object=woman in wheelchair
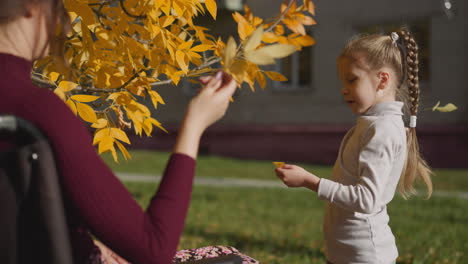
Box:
[0,0,257,263]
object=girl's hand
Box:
[94,240,130,264]
[275,164,321,192]
[173,71,237,158]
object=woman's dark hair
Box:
[0,0,71,61]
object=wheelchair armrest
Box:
[181,254,243,264]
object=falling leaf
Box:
[431,101,441,111]
[433,102,458,112]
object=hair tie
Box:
[409,115,417,128]
[390,32,399,46]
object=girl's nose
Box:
[341,87,349,95]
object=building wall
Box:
[153,0,467,125]
[136,0,468,168]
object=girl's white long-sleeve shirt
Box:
[318,101,407,264]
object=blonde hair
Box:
[339,29,433,199]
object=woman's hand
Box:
[186,71,236,133]
[94,240,130,264]
[174,71,237,158]
[275,164,321,192]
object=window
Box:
[218,0,245,11]
[273,32,314,91]
[356,20,431,82]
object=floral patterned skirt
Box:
[173,245,259,264]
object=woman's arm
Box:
[28,72,236,264]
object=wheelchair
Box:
[0,115,242,264]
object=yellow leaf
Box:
[142,118,154,136]
[244,50,275,65]
[244,26,264,52]
[76,102,98,123]
[272,161,285,168]
[179,40,194,50]
[49,72,60,82]
[91,118,108,129]
[296,35,316,46]
[161,16,175,28]
[274,25,285,35]
[93,128,108,145]
[224,37,237,67]
[228,59,248,83]
[70,95,100,102]
[305,0,316,15]
[58,81,78,92]
[262,32,279,43]
[110,128,131,144]
[147,118,168,133]
[176,50,189,72]
[133,119,143,135]
[191,44,213,52]
[433,103,458,112]
[302,16,317,26]
[256,72,266,89]
[265,71,288,81]
[255,44,297,58]
[98,135,114,154]
[205,0,217,19]
[115,141,132,160]
[66,99,77,115]
[431,101,441,111]
[283,18,306,35]
[54,88,66,101]
[149,90,165,109]
[110,147,118,163]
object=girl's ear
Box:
[377,71,390,90]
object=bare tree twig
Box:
[265,0,295,33]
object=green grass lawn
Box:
[125,182,468,264]
[103,150,468,263]
[104,150,468,192]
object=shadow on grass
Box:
[183,226,325,259]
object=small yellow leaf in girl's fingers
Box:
[273,162,285,168]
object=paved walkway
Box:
[117,173,468,200]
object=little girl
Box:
[275,29,433,264]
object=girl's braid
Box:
[398,30,420,116]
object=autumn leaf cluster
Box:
[33,0,317,162]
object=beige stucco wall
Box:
[152,0,468,126]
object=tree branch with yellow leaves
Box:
[33,0,316,162]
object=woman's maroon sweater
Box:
[0,53,195,264]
